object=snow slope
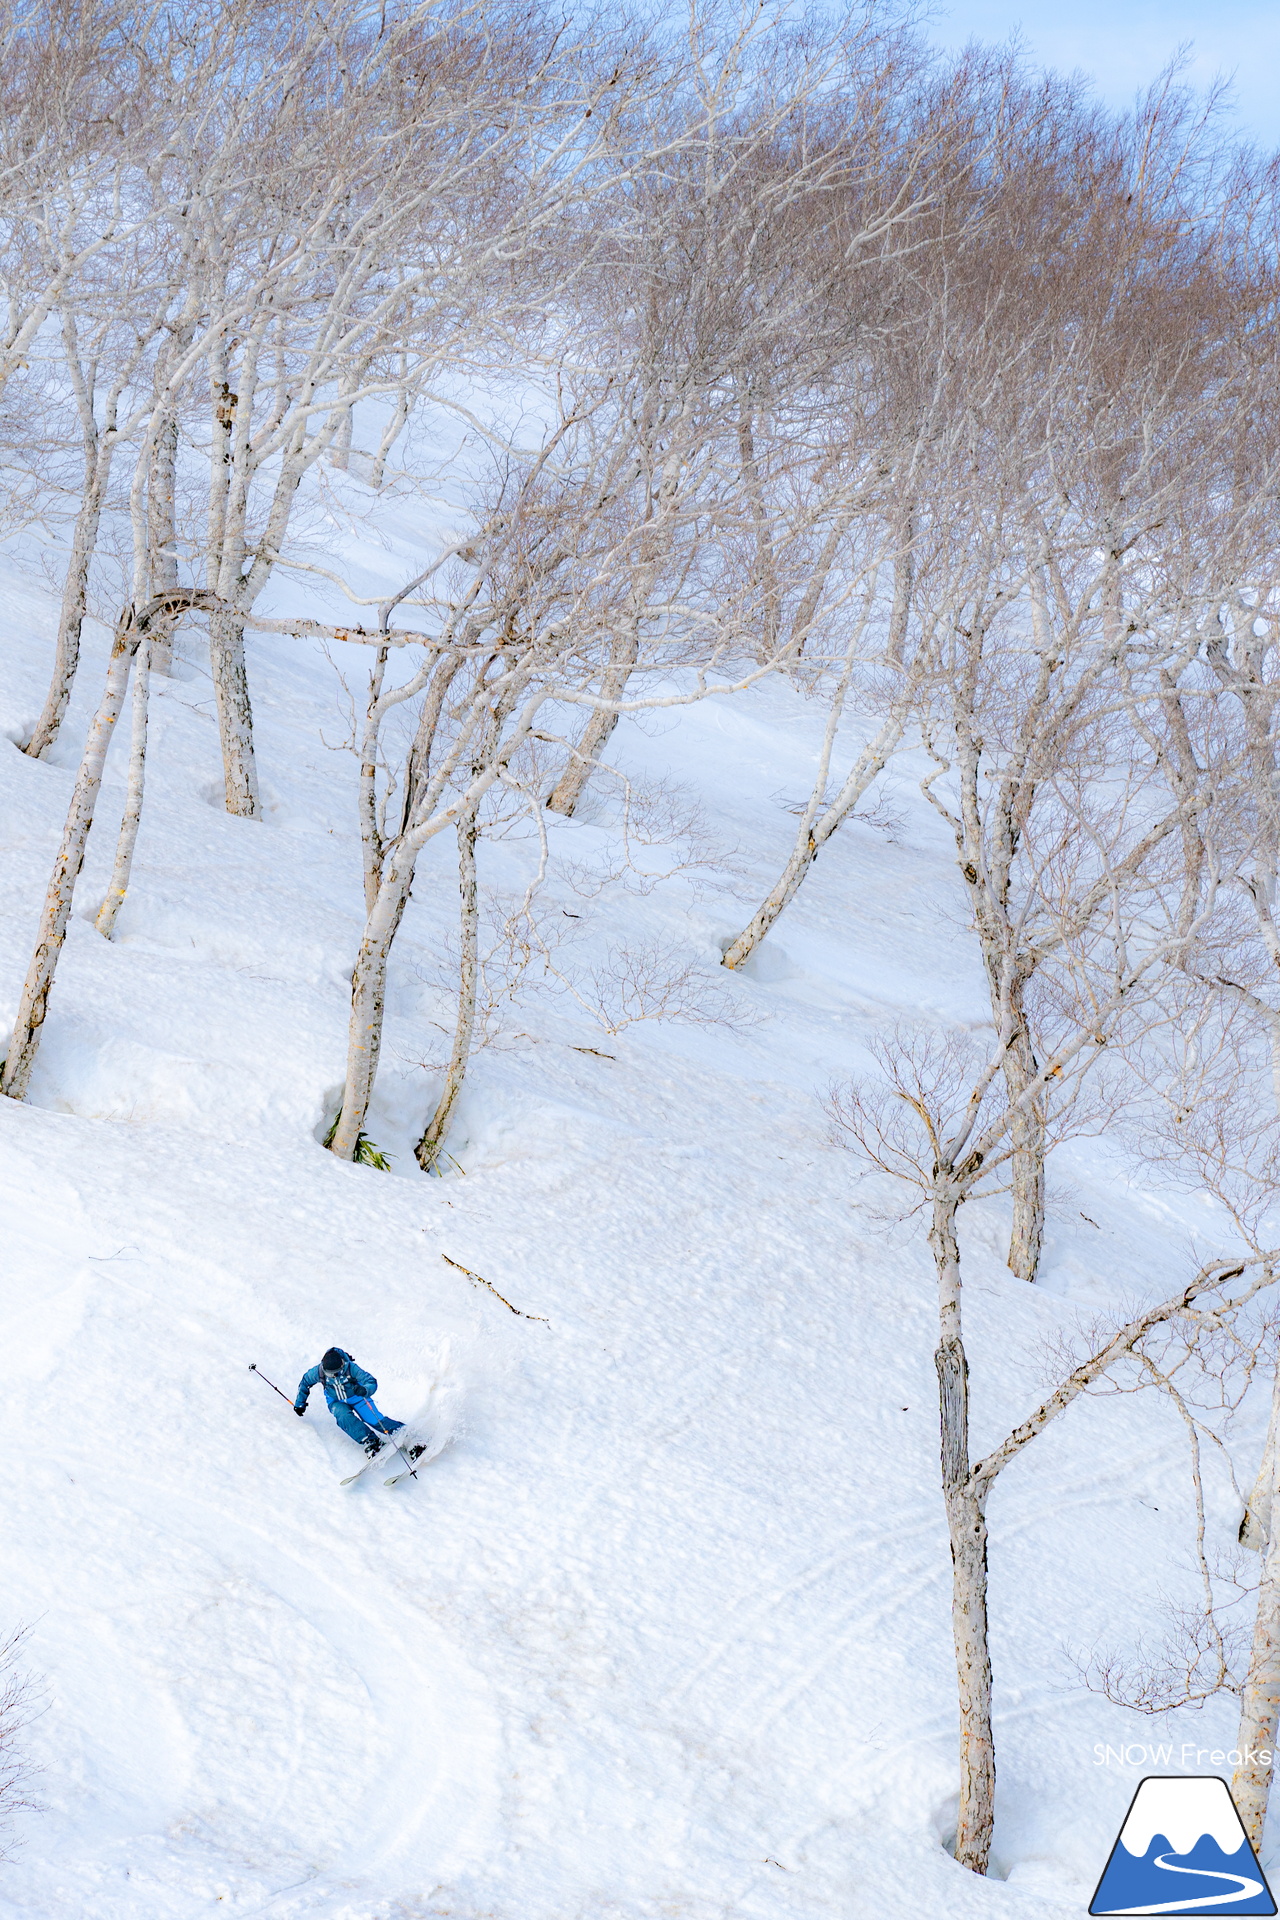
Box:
[0,556,1269,1919]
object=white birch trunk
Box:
[1002,982,1045,1283]
[24,471,106,759]
[329,403,353,471]
[209,609,261,818]
[94,638,150,939]
[545,413,688,821]
[1006,1115,1045,1282]
[369,384,410,490]
[718,519,907,950]
[722,709,904,970]
[205,360,261,818]
[416,809,479,1169]
[207,366,233,589]
[545,626,639,817]
[359,644,390,913]
[24,302,120,757]
[1242,1405,1278,1551]
[931,1186,997,1875]
[3,621,141,1098]
[329,861,415,1159]
[1234,1361,1280,1850]
[399,651,464,835]
[736,399,781,662]
[20,303,147,756]
[945,1468,996,1874]
[146,413,180,673]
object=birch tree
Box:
[826,614,1235,1869]
[101,0,662,817]
[544,8,959,818]
[1,4,170,751]
[829,1022,1245,1872]
[899,77,1268,1286]
[24,282,177,756]
[716,55,1036,975]
[93,634,150,939]
[1075,987,1280,1849]
[720,71,1265,1096]
[718,455,932,971]
[2,588,461,1097]
[324,315,808,1161]
[415,805,480,1169]
[841,476,1267,1872]
[1,0,674,1104]
[1238,1393,1280,1850]
[1093,578,1280,1849]
[0,0,154,421]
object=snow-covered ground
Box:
[0,554,1266,1918]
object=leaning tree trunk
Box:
[24,463,107,759]
[416,809,479,1170]
[210,608,260,818]
[1234,1360,1280,1849]
[370,381,410,490]
[1001,982,1045,1283]
[722,710,904,970]
[3,591,214,1100]
[2,619,142,1098]
[95,637,150,939]
[545,626,639,817]
[931,1185,996,1875]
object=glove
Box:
[294,1405,305,1417]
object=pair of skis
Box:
[339,1434,427,1489]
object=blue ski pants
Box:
[331,1396,403,1445]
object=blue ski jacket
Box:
[294,1350,378,1414]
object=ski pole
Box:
[249,1363,295,1409]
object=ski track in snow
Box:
[0,555,1268,1918]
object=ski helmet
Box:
[322,1347,345,1374]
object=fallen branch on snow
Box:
[440,1252,549,1323]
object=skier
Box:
[294,1347,418,1459]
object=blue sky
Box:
[921,1,1280,149]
